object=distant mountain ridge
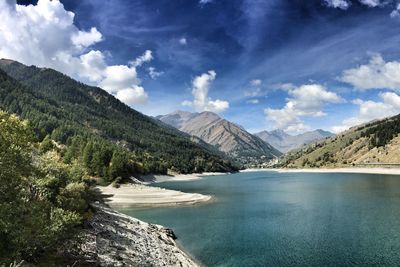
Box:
[255,129,334,153]
[157,110,281,164]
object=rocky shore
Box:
[78,173,220,266]
[77,203,198,267]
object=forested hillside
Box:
[278,114,400,168]
[0,59,237,182]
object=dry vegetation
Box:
[279,117,400,168]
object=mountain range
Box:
[5,58,393,174]
[255,129,334,153]
[156,110,281,164]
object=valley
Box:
[2,1,400,266]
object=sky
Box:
[2,0,400,134]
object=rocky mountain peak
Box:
[157,111,281,164]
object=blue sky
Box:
[3,0,400,134]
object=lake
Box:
[119,171,400,267]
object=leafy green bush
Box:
[0,111,89,265]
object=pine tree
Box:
[83,142,94,173]
[108,151,129,181]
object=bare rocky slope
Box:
[76,204,198,267]
[157,110,281,164]
[255,129,334,153]
[279,114,400,168]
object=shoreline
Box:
[97,183,212,208]
[242,167,400,175]
[92,172,227,266]
[91,172,219,266]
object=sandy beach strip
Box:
[140,172,228,183]
[242,167,400,175]
[97,183,212,208]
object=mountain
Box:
[278,115,400,168]
[0,59,238,176]
[156,110,282,164]
[255,129,334,153]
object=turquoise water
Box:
[119,171,400,266]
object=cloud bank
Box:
[0,0,150,106]
[340,54,400,91]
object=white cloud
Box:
[129,50,153,67]
[331,92,400,133]
[359,0,385,7]
[179,37,187,45]
[80,50,106,82]
[324,0,350,9]
[99,65,139,94]
[289,84,341,113]
[147,67,164,79]
[340,54,400,91]
[0,0,151,106]
[193,70,216,108]
[116,86,148,106]
[182,70,229,113]
[265,84,342,134]
[71,27,102,49]
[206,99,230,113]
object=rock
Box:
[163,228,177,240]
[77,204,199,267]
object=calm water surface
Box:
[119,171,400,267]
